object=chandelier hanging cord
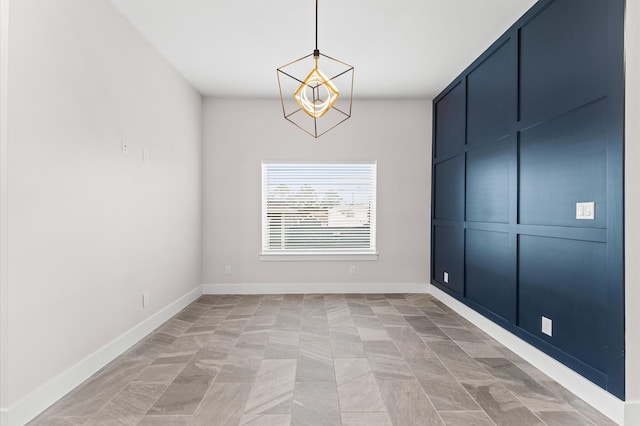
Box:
[314,0,319,57]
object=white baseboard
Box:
[428,284,625,425]
[626,401,640,426]
[1,285,202,426]
[202,282,429,295]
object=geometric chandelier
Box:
[277,0,354,138]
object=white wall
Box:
[625,0,640,413]
[0,0,202,411]
[1,0,10,418]
[202,98,431,290]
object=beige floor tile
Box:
[30,294,614,426]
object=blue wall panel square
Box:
[433,225,464,295]
[465,230,513,321]
[435,82,465,159]
[519,235,608,373]
[466,139,511,224]
[467,39,515,145]
[519,100,607,228]
[434,155,464,221]
[520,0,607,124]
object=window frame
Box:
[260,160,378,261]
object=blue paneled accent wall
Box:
[431,0,625,398]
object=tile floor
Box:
[30,294,617,425]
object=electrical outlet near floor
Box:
[443,271,449,284]
[224,265,231,275]
[142,292,150,308]
[541,316,553,336]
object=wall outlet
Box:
[443,271,449,284]
[121,138,129,156]
[350,265,357,274]
[224,265,231,275]
[142,292,150,308]
[541,316,552,336]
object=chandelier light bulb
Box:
[294,58,340,119]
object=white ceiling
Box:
[109,0,537,99]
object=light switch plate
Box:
[576,202,595,220]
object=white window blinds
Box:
[262,162,377,256]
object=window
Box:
[261,161,377,260]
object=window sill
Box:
[259,253,379,262]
